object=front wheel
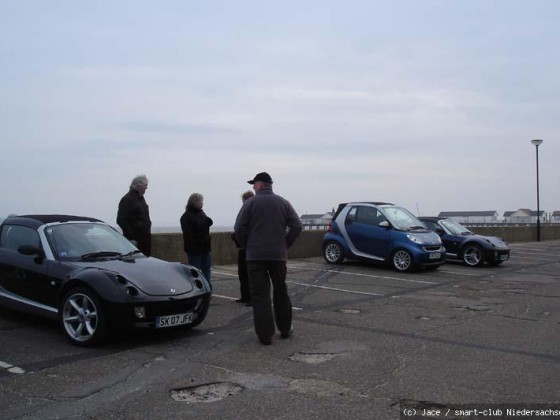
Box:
[462,244,484,267]
[323,241,344,264]
[392,249,414,272]
[60,287,108,346]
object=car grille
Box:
[144,297,201,317]
[424,246,443,252]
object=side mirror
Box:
[378,220,390,228]
[18,244,44,256]
[18,244,45,263]
[435,227,444,235]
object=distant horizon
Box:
[151,225,234,234]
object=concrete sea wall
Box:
[151,226,560,264]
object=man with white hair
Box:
[117,174,152,256]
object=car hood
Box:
[477,235,509,249]
[71,257,195,296]
[407,231,442,245]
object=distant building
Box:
[551,211,560,224]
[503,209,545,224]
[300,211,334,230]
[437,211,498,223]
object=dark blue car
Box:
[323,202,446,272]
[419,217,510,267]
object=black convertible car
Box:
[0,214,211,346]
[419,217,510,267]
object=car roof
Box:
[2,214,103,229]
[334,202,395,219]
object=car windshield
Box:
[381,206,427,231]
[45,222,138,261]
[440,219,472,235]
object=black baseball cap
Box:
[248,172,273,184]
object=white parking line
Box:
[287,281,384,296]
[508,255,557,262]
[288,266,436,285]
[438,270,480,277]
[0,361,25,374]
[211,293,303,310]
[213,271,237,277]
[211,294,237,301]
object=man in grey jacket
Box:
[234,172,303,345]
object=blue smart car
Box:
[323,202,446,272]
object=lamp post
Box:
[531,139,543,241]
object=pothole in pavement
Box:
[289,352,340,364]
[171,382,244,403]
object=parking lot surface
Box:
[1,240,560,419]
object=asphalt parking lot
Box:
[1,240,560,419]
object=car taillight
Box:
[327,222,334,233]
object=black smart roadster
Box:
[0,214,211,346]
[419,217,510,267]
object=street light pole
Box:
[531,139,543,241]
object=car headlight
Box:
[407,234,424,245]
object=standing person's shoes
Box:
[280,328,294,339]
[235,298,252,306]
[259,337,272,345]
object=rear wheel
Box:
[323,241,344,264]
[60,287,108,346]
[462,244,484,267]
[392,249,414,272]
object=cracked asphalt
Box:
[1,240,559,419]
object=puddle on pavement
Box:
[171,382,244,403]
[289,352,340,364]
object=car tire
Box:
[60,287,108,347]
[461,244,485,267]
[323,241,344,264]
[392,249,414,272]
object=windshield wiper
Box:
[119,250,143,259]
[408,226,426,231]
[80,251,121,261]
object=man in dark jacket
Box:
[234,172,302,345]
[117,175,152,256]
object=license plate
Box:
[500,254,509,261]
[156,312,193,328]
[429,252,441,260]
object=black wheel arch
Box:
[57,269,125,309]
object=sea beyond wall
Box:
[151,225,560,265]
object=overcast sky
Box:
[1,1,558,228]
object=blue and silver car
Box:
[323,202,446,272]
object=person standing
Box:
[117,175,152,256]
[234,172,302,345]
[180,193,213,290]
[232,190,254,305]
